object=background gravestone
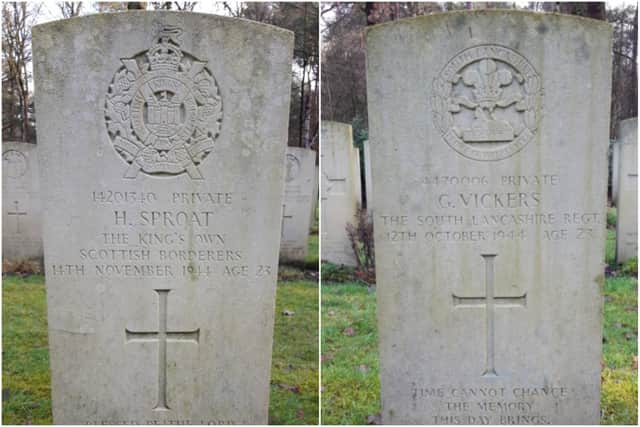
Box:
[310,164,319,231]
[611,141,621,205]
[367,11,611,424]
[280,146,316,261]
[321,121,359,266]
[33,12,293,424]
[615,118,638,263]
[2,142,43,264]
[354,146,363,205]
[363,140,373,210]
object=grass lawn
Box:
[2,275,319,425]
[321,244,638,425]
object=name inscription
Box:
[378,174,601,244]
[49,190,273,280]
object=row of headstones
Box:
[320,121,376,267]
[7,10,639,425]
[3,142,318,265]
[611,118,638,263]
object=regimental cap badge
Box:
[431,45,543,161]
[105,26,223,179]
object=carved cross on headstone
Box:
[321,171,347,200]
[280,204,293,238]
[7,200,27,233]
[452,254,527,377]
[125,289,199,411]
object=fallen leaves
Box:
[276,383,300,393]
[343,326,355,336]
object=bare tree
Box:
[150,2,197,11]
[2,2,41,142]
[58,2,82,18]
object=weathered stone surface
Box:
[366,11,611,424]
[321,121,359,266]
[280,146,316,261]
[33,12,293,424]
[363,140,373,210]
[615,118,637,263]
[2,142,43,262]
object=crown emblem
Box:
[147,27,184,72]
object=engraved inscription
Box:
[452,254,527,376]
[105,26,223,179]
[432,45,543,161]
[3,150,27,178]
[411,384,571,424]
[125,289,199,411]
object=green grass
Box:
[321,275,638,425]
[304,233,319,269]
[2,275,319,425]
[321,282,379,425]
[2,275,51,425]
[269,280,319,425]
[606,228,617,266]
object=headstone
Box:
[310,164,319,231]
[33,13,293,424]
[280,146,316,261]
[363,140,373,210]
[354,146,363,205]
[2,142,44,263]
[366,11,611,424]
[615,118,637,263]
[611,141,620,204]
[321,121,358,266]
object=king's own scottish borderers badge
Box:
[105,27,222,179]
[431,45,543,161]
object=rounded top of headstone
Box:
[33,11,294,40]
[366,9,612,37]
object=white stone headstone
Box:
[615,118,638,263]
[280,146,316,261]
[33,12,293,424]
[2,142,43,263]
[367,11,611,424]
[321,121,358,266]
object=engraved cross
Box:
[281,204,293,238]
[452,254,527,377]
[125,289,199,411]
[7,200,27,233]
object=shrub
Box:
[346,204,375,283]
